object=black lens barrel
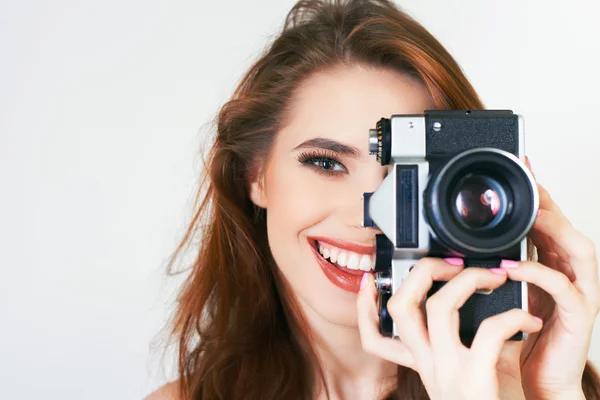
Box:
[425,149,537,256]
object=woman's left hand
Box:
[499,158,600,399]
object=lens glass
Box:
[452,174,507,230]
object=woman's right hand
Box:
[356,258,543,400]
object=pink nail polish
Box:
[500,259,520,269]
[537,209,542,216]
[533,316,543,324]
[489,268,507,275]
[444,257,464,266]
[360,273,369,290]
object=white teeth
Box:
[329,248,338,263]
[359,255,372,271]
[337,251,348,267]
[316,240,374,271]
[347,253,359,270]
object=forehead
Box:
[279,64,433,148]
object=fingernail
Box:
[500,259,520,269]
[360,273,369,290]
[537,209,542,216]
[489,268,507,275]
[533,316,543,324]
[444,257,464,266]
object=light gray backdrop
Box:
[1,0,599,398]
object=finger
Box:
[537,182,565,216]
[522,159,563,262]
[535,244,557,268]
[356,273,415,367]
[426,268,509,361]
[524,158,563,217]
[387,257,465,365]
[470,308,542,369]
[534,209,598,291]
[528,227,554,254]
[499,260,585,314]
[527,281,552,315]
[534,209,594,262]
[537,251,576,283]
[529,212,578,284]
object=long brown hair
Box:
[163,0,600,398]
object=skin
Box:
[249,63,435,398]
[355,157,600,399]
[251,63,600,399]
[147,63,600,400]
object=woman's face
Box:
[250,64,433,327]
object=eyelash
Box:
[296,150,348,176]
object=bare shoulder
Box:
[145,381,180,400]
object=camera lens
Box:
[452,174,509,230]
[425,148,538,256]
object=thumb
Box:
[356,272,415,368]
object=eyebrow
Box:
[292,137,362,159]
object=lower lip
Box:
[308,240,373,293]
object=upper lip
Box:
[307,236,375,255]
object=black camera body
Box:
[362,110,539,346]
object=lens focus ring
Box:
[369,129,378,155]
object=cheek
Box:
[266,162,330,239]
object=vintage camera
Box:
[362,110,539,346]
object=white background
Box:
[1,0,599,398]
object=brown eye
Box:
[297,151,348,176]
[309,157,344,173]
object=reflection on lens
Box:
[453,174,507,230]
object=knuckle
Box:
[360,336,377,354]
[387,295,410,319]
[511,308,529,319]
[587,296,600,316]
[387,288,407,307]
[460,266,485,279]
[509,309,531,326]
[581,238,597,260]
[555,272,572,293]
[477,317,499,335]
[413,257,437,273]
[388,291,422,321]
[361,340,376,355]
[461,267,493,287]
[425,296,444,315]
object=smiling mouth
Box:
[309,239,375,273]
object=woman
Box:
[148,0,600,398]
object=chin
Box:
[304,284,360,327]
[301,242,363,326]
